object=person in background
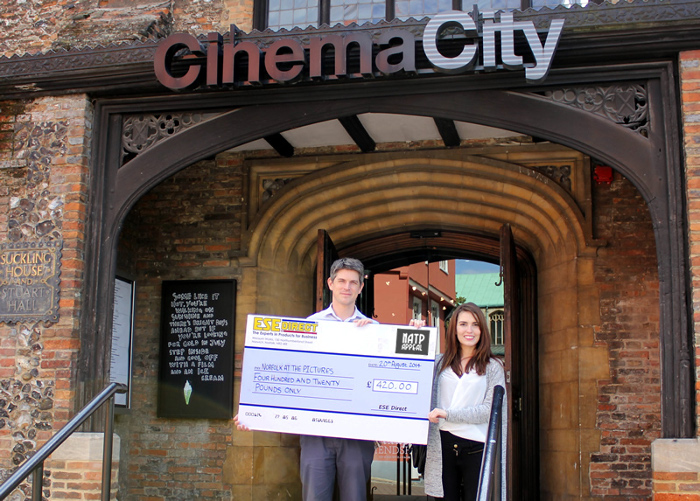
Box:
[423,302,507,501]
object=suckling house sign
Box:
[154,10,564,90]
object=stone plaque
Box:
[0,241,61,324]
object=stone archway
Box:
[238,151,599,498]
[85,75,688,444]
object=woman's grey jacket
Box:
[423,354,508,500]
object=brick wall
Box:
[680,49,700,441]
[652,438,700,499]
[590,171,661,498]
[223,0,255,32]
[0,0,256,58]
[114,155,245,501]
[0,0,169,56]
[172,0,226,34]
[0,95,93,498]
[48,432,120,501]
[655,48,700,501]
[653,473,700,500]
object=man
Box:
[301,257,375,501]
[235,257,423,501]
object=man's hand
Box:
[233,414,250,431]
[428,408,447,423]
[353,318,373,327]
[409,318,426,328]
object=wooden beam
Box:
[264,133,294,157]
[434,117,461,147]
[339,115,376,152]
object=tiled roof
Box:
[455,273,504,308]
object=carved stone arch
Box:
[240,151,592,468]
[245,154,592,276]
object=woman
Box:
[424,302,507,501]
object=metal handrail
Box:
[0,382,127,501]
[476,384,506,501]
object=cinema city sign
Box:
[154,10,564,90]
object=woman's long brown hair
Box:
[440,302,494,376]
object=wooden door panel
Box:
[316,229,339,312]
[501,223,520,500]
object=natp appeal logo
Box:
[395,328,430,356]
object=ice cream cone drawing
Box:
[184,380,192,405]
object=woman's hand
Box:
[428,408,447,423]
[233,414,250,431]
[409,318,426,328]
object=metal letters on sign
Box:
[0,241,62,324]
[154,9,565,90]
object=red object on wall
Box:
[594,165,614,184]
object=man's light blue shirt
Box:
[307,304,376,323]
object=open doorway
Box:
[317,228,540,499]
[369,257,502,498]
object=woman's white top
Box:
[437,366,488,443]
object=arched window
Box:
[431,300,440,331]
[259,0,588,31]
[489,309,504,346]
[412,296,423,321]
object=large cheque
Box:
[238,314,437,444]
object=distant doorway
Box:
[317,229,539,498]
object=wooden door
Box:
[501,223,520,500]
[501,223,539,499]
[356,267,373,319]
[315,229,339,312]
[315,229,374,318]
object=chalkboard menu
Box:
[158,280,236,419]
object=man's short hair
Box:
[330,257,365,284]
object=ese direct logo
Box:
[253,316,319,334]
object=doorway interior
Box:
[366,256,504,499]
[317,228,539,498]
[109,138,609,499]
